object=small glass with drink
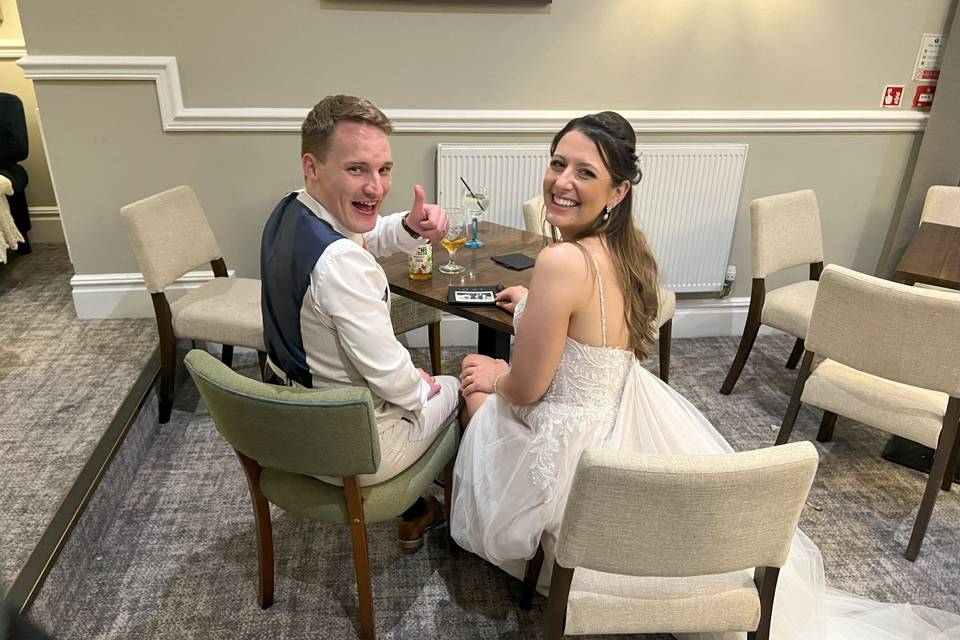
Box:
[462,185,489,249]
[439,208,468,275]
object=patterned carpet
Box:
[29,348,960,638]
[0,245,156,589]
[10,245,960,638]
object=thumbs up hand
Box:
[403,184,449,243]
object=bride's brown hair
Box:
[549,111,660,361]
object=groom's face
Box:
[302,121,394,234]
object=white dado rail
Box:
[0,39,27,59]
[17,55,928,134]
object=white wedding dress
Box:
[451,266,960,639]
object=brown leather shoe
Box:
[398,496,443,551]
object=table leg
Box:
[477,325,511,361]
[882,436,960,483]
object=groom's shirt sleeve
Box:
[364,211,422,258]
[312,241,430,412]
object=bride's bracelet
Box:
[492,371,508,395]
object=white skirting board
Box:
[401,297,782,346]
[70,272,775,339]
[70,270,233,320]
[28,207,64,243]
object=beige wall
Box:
[17,0,952,110]
[15,0,954,297]
[0,0,56,209]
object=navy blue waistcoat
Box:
[260,193,345,388]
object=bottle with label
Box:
[408,243,433,280]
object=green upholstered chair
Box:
[523,444,817,639]
[776,265,960,561]
[521,195,676,383]
[183,349,459,640]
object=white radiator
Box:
[436,143,748,293]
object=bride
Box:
[450,111,960,638]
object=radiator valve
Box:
[721,265,736,298]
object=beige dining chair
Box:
[920,185,960,226]
[775,264,960,561]
[521,443,818,639]
[720,189,824,395]
[121,185,266,423]
[522,195,676,382]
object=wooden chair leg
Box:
[906,399,960,561]
[749,566,780,640]
[543,562,574,640]
[442,457,454,525]
[776,351,814,446]
[151,293,176,424]
[943,420,960,492]
[428,321,442,376]
[720,279,765,395]
[658,319,672,384]
[785,338,804,370]
[817,411,837,443]
[257,350,268,381]
[221,344,234,367]
[344,476,375,640]
[234,449,274,609]
[520,543,545,610]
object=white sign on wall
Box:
[914,33,945,81]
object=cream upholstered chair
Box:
[522,196,676,382]
[390,296,442,375]
[776,264,960,561]
[913,186,960,294]
[720,189,825,395]
[522,443,818,639]
[121,186,265,424]
[920,185,960,226]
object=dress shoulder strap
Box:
[574,241,607,347]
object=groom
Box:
[259,95,460,550]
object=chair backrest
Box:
[555,443,818,577]
[920,186,960,227]
[184,349,380,477]
[120,185,223,292]
[806,264,960,397]
[522,195,549,237]
[750,189,824,278]
[0,93,28,166]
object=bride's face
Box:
[543,130,620,236]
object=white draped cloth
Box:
[0,175,24,263]
[451,294,960,639]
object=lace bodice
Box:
[510,260,634,492]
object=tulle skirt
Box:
[451,361,960,639]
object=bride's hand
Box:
[494,285,528,314]
[459,354,510,396]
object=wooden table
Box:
[894,222,960,290]
[379,221,549,360]
[884,221,960,481]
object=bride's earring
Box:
[603,205,612,221]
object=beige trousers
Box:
[319,374,460,487]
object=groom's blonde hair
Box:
[301,95,393,161]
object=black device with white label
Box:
[447,284,505,307]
